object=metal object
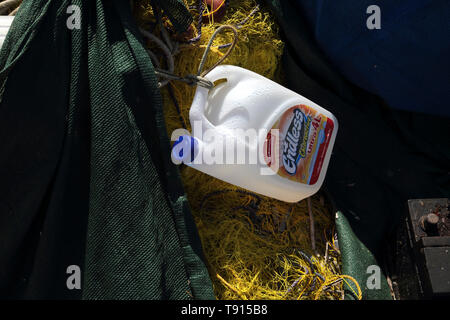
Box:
[419,213,439,234]
[406,198,450,299]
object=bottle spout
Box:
[171,135,201,165]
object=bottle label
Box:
[265,105,334,185]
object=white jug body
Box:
[181,65,338,203]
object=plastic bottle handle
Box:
[189,65,258,125]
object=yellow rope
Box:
[341,275,363,300]
[217,274,248,300]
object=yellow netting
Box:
[133,0,361,300]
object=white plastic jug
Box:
[172,65,338,203]
[0,16,14,50]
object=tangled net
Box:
[133,0,361,300]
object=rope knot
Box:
[185,74,214,89]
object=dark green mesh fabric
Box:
[0,0,214,300]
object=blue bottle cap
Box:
[171,135,199,164]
